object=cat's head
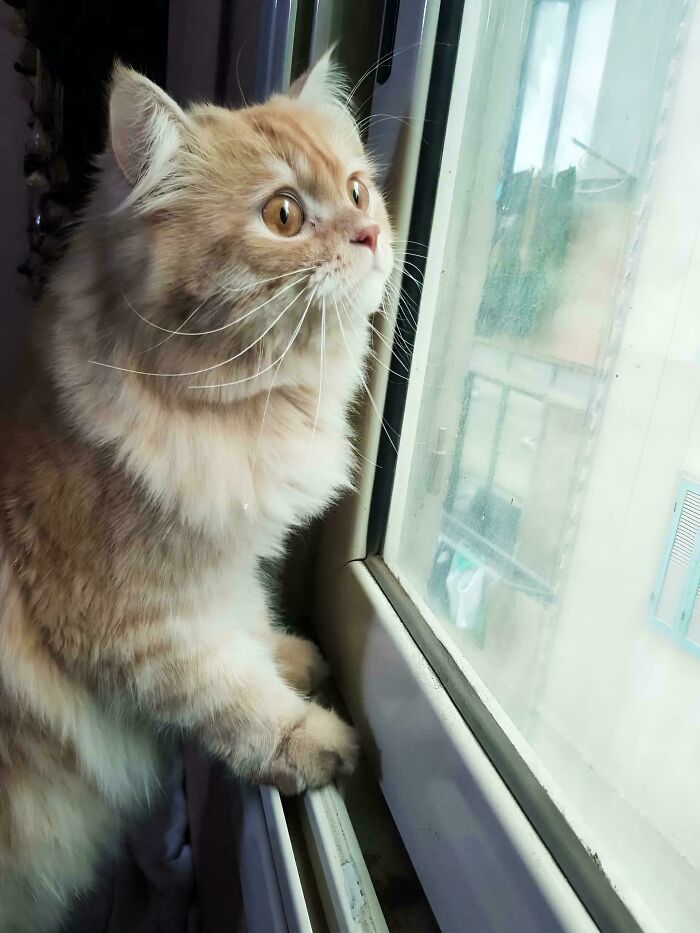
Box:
[76,52,393,402]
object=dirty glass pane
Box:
[384,1,700,930]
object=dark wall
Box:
[0,0,170,395]
[23,0,169,207]
[0,3,31,396]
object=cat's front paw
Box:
[266,703,358,795]
[273,632,330,695]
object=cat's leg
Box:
[0,869,77,933]
[0,765,117,933]
[0,593,159,933]
[0,872,63,933]
[122,623,357,795]
[270,630,330,695]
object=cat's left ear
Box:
[287,47,347,109]
[109,63,193,187]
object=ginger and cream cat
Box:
[0,52,392,930]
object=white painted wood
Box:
[260,786,314,933]
[303,786,390,933]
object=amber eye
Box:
[262,194,304,237]
[347,176,370,211]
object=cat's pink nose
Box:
[351,223,380,254]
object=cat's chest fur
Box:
[111,374,357,557]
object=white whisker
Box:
[309,292,326,457]
[368,299,412,366]
[342,302,409,381]
[399,258,426,281]
[134,296,212,354]
[193,280,321,390]
[385,271,420,311]
[92,283,308,378]
[253,359,282,470]
[383,278,420,332]
[391,237,429,250]
[376,298,408,355]
[343,43,422,114]
[172,274,310,337]
[205,265,316,296]
[348,437,382,471]
[124,274,310,341]
[332,296,398,455]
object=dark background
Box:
[22,0,169,206]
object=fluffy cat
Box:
[0,52,392,931]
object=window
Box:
[376,0,700,930]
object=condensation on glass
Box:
[385,1,700,930]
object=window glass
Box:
[384,1,700,929]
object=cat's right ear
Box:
[109,63,192,187]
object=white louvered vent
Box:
[655,486,700,628]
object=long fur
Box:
[0,57,392,930]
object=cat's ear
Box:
[287,47,347,108]
[109,63,192,186]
